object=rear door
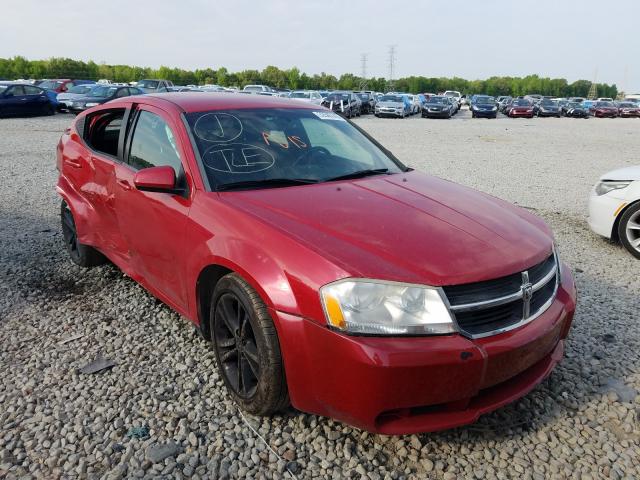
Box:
[75,108,130,260]
[23,85,48,114]
[113,104,192,309]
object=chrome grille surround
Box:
[443,252,559,339]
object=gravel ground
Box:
[0,110,638,479]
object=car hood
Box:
[220,171,554,286]
[600,166,640,181]
[377,101,403,107]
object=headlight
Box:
[492,106,497,111]
[85,102,99,107]
[320,279,455,335]
[595,180,631,196]
[471,105,478,110]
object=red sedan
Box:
[590,101,618,118]
[56,93,576,434]
[617,102,640,118]
[507,99,535,118]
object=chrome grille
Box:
[443,253,559,338]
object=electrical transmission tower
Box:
[387,45,396,92]
[359,53,368,91]
[587,68,598,99]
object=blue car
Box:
[0,83,55,117]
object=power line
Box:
[387,45,396,92]
[359,53,368,90]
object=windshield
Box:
[379,95,403,102]
[290,92,311,99]
[619,103,635,107]
[541,99,557,106]
[568,102,581,108]
[476,96,494,104]
[244,86,264,92]
[597,101,614,107]
[68,85,94,94]
[137,80,159,89]
[0,85,7,93]
[89,86,117,97]
[427,97,447,104]
[444,91,460,97]
[357,93,370,100]
[185,108,404,190]
[513,99,531,106]
[325,93,350,101]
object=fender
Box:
[56,175,99,247]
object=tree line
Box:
[0,56,618,98]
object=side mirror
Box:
[133,166,183,194]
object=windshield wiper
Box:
[325,168,390,182]
[216,178,318,191]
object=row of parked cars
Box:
[492,95,640,119]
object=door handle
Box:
[116,179,131,191]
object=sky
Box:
[2,0,640,92]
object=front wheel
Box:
[60,201,106,267]
[618,203,640,259]
[210,273,289,415]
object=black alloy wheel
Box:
[210,273,289,415]
[213,292,260,398]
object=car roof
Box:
[112,92,321,113]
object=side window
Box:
[11,86,26,96]
[85,109,125,157]
[115,88,129,98]
[128,88,139,96]
[128,110,182,174]
[23,86,41,95]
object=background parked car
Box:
[375,94,409,118]
[355,92,375,113]
[421,95,455,119]
[443,90,462,107]
[470,95,498,118]
[38,79,94,93]
[136,79,174,93]
[564,102,589,118]
[535,98,561,117]
[243,84,275,94]
[506,98,534,118]
[68,85,144,112]
[617,102,640,118]
[0,83,55,116]
[288,90,324,106]
[321,91,361,118]
[57,84,98,111]
[590,101,618,118]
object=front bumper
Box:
[422,109,449,118]
[509,110,534,118]
[538,110,561,117]
[587,191,626,238]
[376,108,403,117]
[472,109,498,118]
[274,262,577,434]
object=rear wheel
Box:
[210,273,289,415]
[60,201,106,267]
[618,203,640,259]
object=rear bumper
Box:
[274,263,576,434]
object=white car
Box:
[443,90,461,110]
[588,166,640,258]
[288,90,324,105]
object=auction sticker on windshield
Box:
[313,111,346,121]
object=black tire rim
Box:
[61,204,80,261]
[214,293,260,398]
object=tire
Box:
[210,273,289,415]
[60,201,106,267]
[618,202,640,259]
[44,103,55,116]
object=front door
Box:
[113,105,192,310]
